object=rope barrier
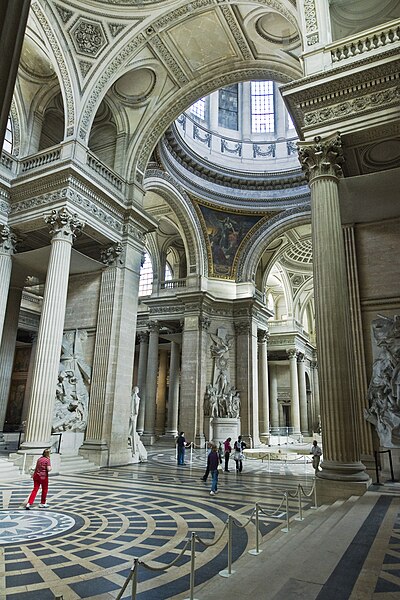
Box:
[116,480,317,599]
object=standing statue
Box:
[128,386,147,462]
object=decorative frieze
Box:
[304,84,400,127]
[220,5,253,60]
[70,19,107,57]
[149,35,188,85]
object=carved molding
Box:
[149,35,188,85]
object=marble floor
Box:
[0,447,399,599]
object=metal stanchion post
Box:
[130,558,139,600]
[219,516,236,577]
[184,533,198,600]
[295,485,304,521]
[281,492,290,532]
[249,503,263,555]
[312,483,318,509]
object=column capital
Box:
[147,320,160,333]
[257,330,269,344]
[199,315,211,331]
[0,225,17,256]
[234,320,250,335]
[287,348,298,360]
[298,133,344,182]
[297,352,305,363]
[100,242,124,267]
[311,360,318,369]
[44,208,84,243]
[137,331,149,345]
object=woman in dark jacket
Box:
[207,444,221,495]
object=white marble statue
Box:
[128,386,147,462]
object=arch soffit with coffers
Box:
[144,170,208,278]
[237,206,311,284]
[29,1,77,138]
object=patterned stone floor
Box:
[0,448,314,599]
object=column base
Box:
[141,433,157,445]
[16,448,61,475]
[79,442,109,467]
[319,459,370,482]
[164,430,178,439]
[195,433,206,448]
[316,475,371,504]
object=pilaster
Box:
[0,226,17,344]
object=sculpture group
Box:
[364,314,400,447]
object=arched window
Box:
[251,81,275,133]
[3,116,13,154]
[138,252,153,297]
[165,261,173,281]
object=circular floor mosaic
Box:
[0,510,76,544]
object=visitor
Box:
[201,441,212,481]
[176,431,189,465]
[234,435,246,473]
[310,439,322,475]
[26,448,52,509]
[208,444,221,495]
[223,437,232,472]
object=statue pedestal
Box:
[211,417,240,445]
[58,431,85,456]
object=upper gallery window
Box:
[138,252,153,297]
[251,81,275,133]
[3,117,13,153]
[218,84,239,130]
[190,97,206,121]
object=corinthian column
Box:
[287,349,300,435]
[258,330,270,441]
[298,353,308,436]
[0,226,17,344]
[142,320,159,445]
[136,332,149,435]
[21,209,84,453]
[166,340,180,438]
[298,134,368,483]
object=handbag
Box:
[217,464,223,472]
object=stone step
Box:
[59,454,99,474]
[0,457,30,480]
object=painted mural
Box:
[197,204,264,278]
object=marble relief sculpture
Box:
[52,330,91,433]
[204,328,240,419]
[364,315,400,447]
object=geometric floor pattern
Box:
[0,448,314,599]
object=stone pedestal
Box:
[58,431,85,456]
[211,417,240,445]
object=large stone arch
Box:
[144,169,208,277]
[237,205,311,283]
[31,1,76,137]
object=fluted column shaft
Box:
[0,287,22,430]
[156,349,168,435]
[258,330,270,438]
[343,225,373,458]
[0,226,17,344]
[23,210,83,450]
[298,354,308,435]
[288,349,300,434]
[136,332,149,435]
[269,364,279,428]
[311,361,320,431]
[298,134,368,481]
[143,321,159,442]
[235,316,260,448]
[166,340,180,437]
